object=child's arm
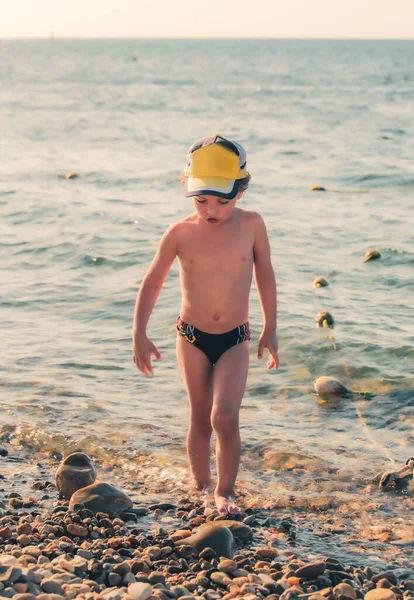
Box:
[253,214,279,370]
[132,225,178,375]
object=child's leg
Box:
[211,342,249,514]
[176,336,214,490]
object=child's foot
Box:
[193,478,214,493]
[215,493,244,516]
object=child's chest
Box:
[178,228,254,275]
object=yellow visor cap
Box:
[185,144,246,180]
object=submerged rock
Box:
[314,376,349,397]
[64,172,79,180]
[313,276,328,288]
[310,185,326,191]
[364,248,381,262]
[315,311,334,327]
[69,482,133,515]
[55,452,97,499]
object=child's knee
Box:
[211,408,239,436]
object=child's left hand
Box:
[258,329,279,370]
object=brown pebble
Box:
[333,583,357,600]
[0,526,13,538]
[17,523,33,536]
[66,523,88,537]
[364,590,396,600]
[295,561,326,579]
[372,572,398,586]
[210,571,233,587]
[218,559,237,573]
[256,547,278,559]
[16,534,32,547]
[377,579,393,589]
[143,546,162,559]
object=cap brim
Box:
[184,176,242,199]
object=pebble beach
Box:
[1,448,413,600]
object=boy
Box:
[132,134,279,515]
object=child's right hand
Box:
[132,334,161,376]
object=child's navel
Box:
[213,314,220,321]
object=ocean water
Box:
[1,39,413,560]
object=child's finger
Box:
[257,341,264,359]
[150,343,162,361]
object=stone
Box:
[175,524,234,559]
[333,583,358,599]
[314,376,349,397]
[64,173,78,180]
[364,590,396,600]
[256,547,278,559]
[210,571,233,587]
[0,527,12,539]
[66,523,88,537]
[40,580,63,594]
[69,482,133,515]
[310,185,326,192]
[364,249,381,262]
[218,559,237,573]
[313,276,328,288]
[315,311,334,327]
[128,582,153,600]
[55,452,96,499]
[372,573,398,586]
[295,561,326,579]
[211,519,253,540]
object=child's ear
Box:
[235,190,244,200]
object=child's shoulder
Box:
[237,208,266,227]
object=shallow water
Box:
[1,40,413,561]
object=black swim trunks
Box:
[176,317,250,365]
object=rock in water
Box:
[55,452,97,499]
[313,276,328,288]
[310,185,326,191]
[175,524,234,559]
[364,248,381,262]
[314,376,349,397]
[69,482,133,514]
[315,311,334,327]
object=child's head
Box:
[183,134,250,200]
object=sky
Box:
[1,0,413,39]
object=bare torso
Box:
[176,208,255,333]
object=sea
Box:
[0,39,413,567]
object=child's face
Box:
[193,193,241,225]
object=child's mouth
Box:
[207,218,219,223]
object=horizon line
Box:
[1,35,414,41]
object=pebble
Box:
[128,582,153,600]
[364,590,396,600]
[295,561,326,579]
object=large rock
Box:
[314,376,349,397]
[175,523,234,559]
[55,453,97,499]
[69,482,133,515]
